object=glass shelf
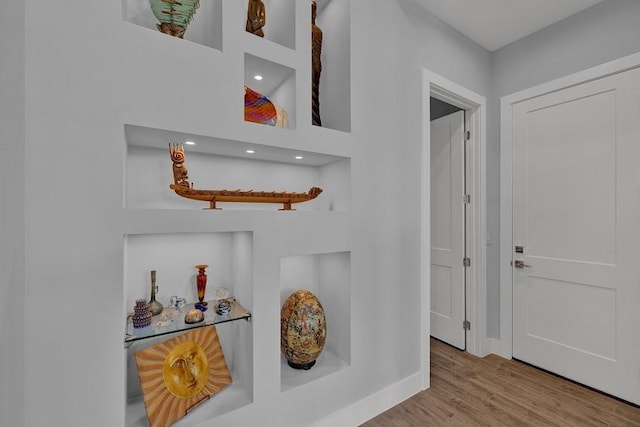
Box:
[124,298,251,346]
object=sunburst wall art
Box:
[135,326,232,426]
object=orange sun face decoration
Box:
[135,326,232,427]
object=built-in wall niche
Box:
[123,0,223,51]
[124,232,253,309]
[244,53,297,129]
[244,0,295,50]
[124,231,253,426]
[314,0,350,133]
[125,124,350,211]
[280,251,351,392]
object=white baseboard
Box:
[486,337,512,359]
[312,372,423,427]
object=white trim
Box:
[421,68,489,386]
[312,373,423,427]
[499,51,640,359]
[420,71,432,389]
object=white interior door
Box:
[431,110,466,350]
[512,67,640,404]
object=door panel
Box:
[512,67,640,404]
[524,90,617,264]
[430,110,465,350]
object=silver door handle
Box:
[511,260,531,269]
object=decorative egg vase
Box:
[280,290,326,370]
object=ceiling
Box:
[411,0,606,51]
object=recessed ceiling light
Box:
[246,149,256,154]
[185,141,196,145]
[254,75,263,81]
[295,156,304,160]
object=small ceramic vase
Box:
[132,299,152,329]
[216,299,231,315]
[148,270,164,316]
[195,265,208,311]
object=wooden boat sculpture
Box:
[169,143,323,210]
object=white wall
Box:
[23,1,125,425]
[9,0,493,426]
[486,0,640,339]
[0,1,25,427]
[345,0,491,394]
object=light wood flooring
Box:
[361,338,640,426]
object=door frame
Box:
[421,69,487,389]
[498,52,640,359]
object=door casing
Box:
[498,51,640,360]
[421,69,487,389]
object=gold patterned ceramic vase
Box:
[280,289,326,370]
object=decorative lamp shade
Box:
[280,289,326,370]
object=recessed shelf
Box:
[125,124,350,211]
[124,232,253,309]
[280,251,351,391]
[119,0,354,422]
[313,0,350,133]
[244,0,296,50]
[124,231,253,426]
[124,298,250,345]
[126,329,253,427]
[123,0,223,51]
[245,53,296,129]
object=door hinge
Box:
[465,130,471,141]
[463,194,471,204]
[463,320,471,331]
[463,257,471,267]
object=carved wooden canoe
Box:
[169,143,322,210]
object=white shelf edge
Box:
[123,209,351,236]
[121,20,224,55]
[280,349,350,392]
[124,123,352,166]
[243,33,298,69]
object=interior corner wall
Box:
[397,0,491,97]
[486,0,640,339]
[344,0,491,407]
[0,1,25,427]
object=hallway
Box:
[362,339,640,426]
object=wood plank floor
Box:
[361,338,640,426]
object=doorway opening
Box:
[429,97,467,351]
[431,97,463,120]
[421,69,487,389]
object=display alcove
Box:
[244,53,297,129]
[120,0,354,422]
[244,0,296,50]
[280,251,351,392]
[123,0,223,50]
[312,0,351,133]
[125,124,350,212]
[124,231,254,427]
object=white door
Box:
[431,110,466,350]
[512,67,640,404]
